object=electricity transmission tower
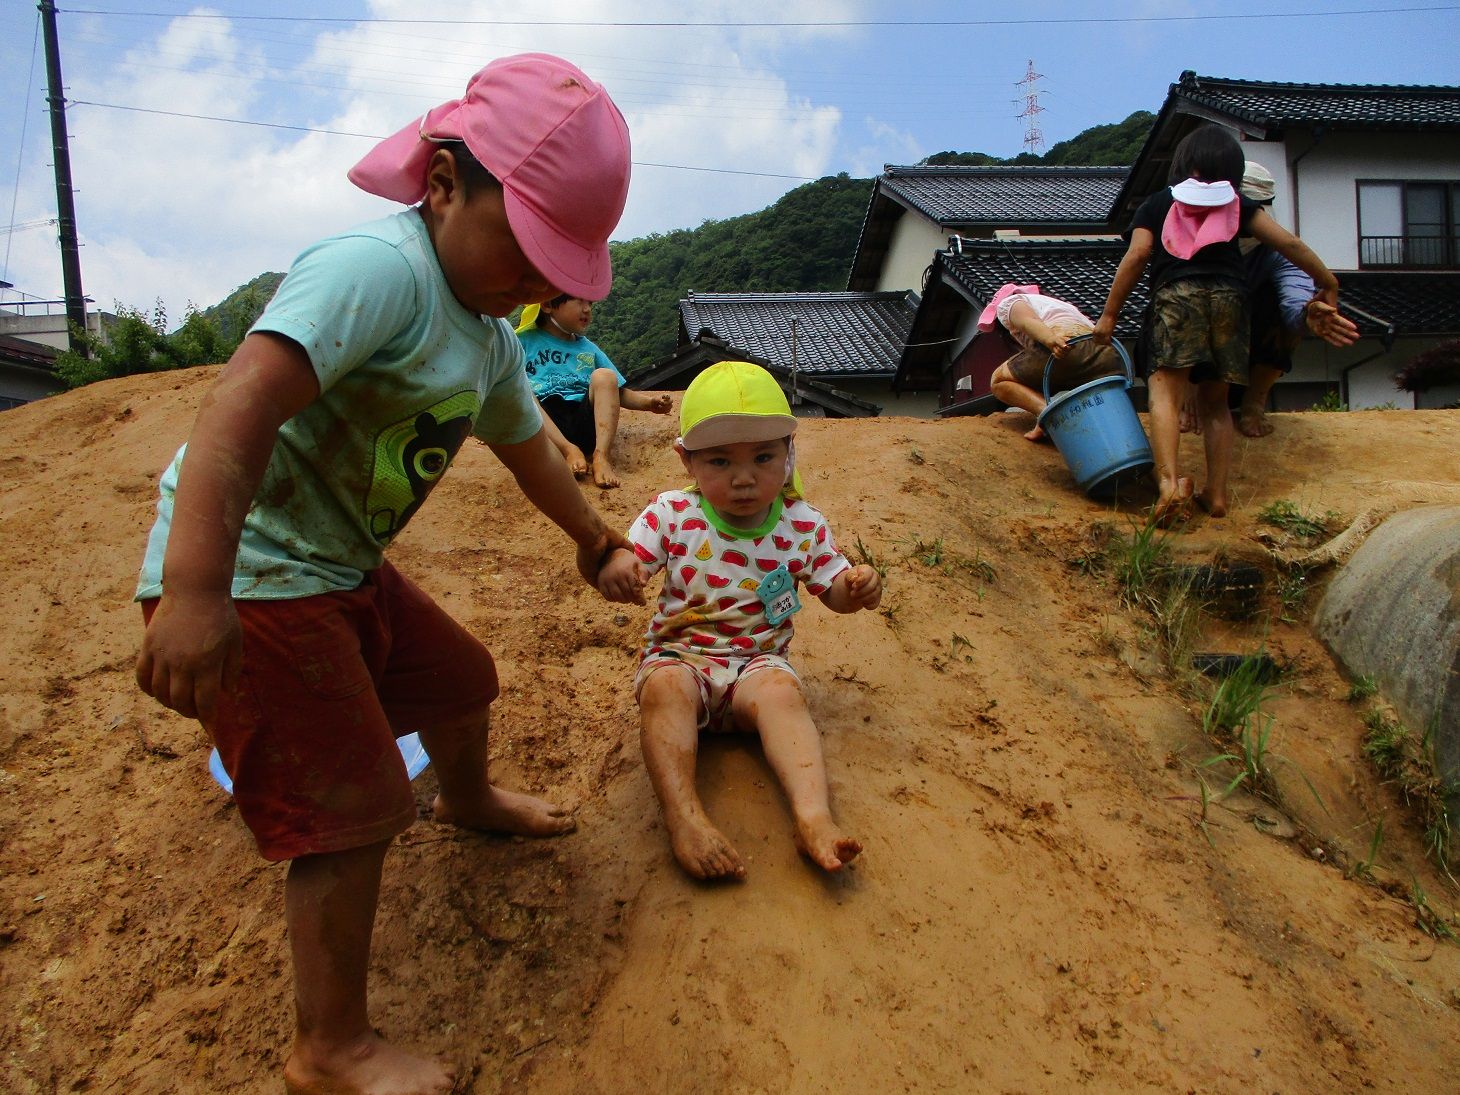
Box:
[1015,60,1046,156]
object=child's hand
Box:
[1045,331,1071,359]
[135,590,243,723]
[1091,315,1116,346]
[649,393,672,415]
[597,547,647,605]
[843,564,882,611]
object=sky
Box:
[2,0,1458,325]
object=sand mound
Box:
[3,367,1459,1092]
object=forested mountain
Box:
[200,111,1154,377]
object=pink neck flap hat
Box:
[348,52,631,301]
[1162,179,1239,261]
[977,283,1040,332]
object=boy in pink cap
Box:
[1094,125,1341,525]
[134,53,633,1095]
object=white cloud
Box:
[6,0,889,324]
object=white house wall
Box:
[877,216,948,294]
[1238,132,1460,269]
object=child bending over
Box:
[984,282,1121,442]
[598,361,880,880]
[517,294,672,488]
[134,55,633,1095]
[1094,124,1341,523]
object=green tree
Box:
[54,299,240,389]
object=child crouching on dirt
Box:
[133,54,634,1095]
[1094,124,1342,525]
[984,282,1121,442]
[597,361,880,880]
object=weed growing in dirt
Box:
[1154,575,1203,686]
[901,535,996,598]
[908,447,925,465]
[1348,818,1385,882]
[1258,500,1334,542]
[1274,564,1312,622]
[1311,390,1347,412]
[1348,675,1380,702]
[1199,653,1323,813]
[1409,875,1457,941]
[1362,709,1408,777]
[1111,519,1171,607]
[1362,708,1457,874]
[852,535,888,582]
[907,535,945,568]
[950,633,974,662]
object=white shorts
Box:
[634,648,798,732]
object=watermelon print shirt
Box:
[628,489,851,663]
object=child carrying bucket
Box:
[1093,124,1342,525]
[984,283,1121,442]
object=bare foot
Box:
[1195,490,1228,518]
[1150,476,1194,528]
[433,784,575,837]
[1236,406,1274,438]
[794,814,862,872]
[562,443,590,477]
[591,450,620,489]
[284,1031,453,1095]
[1023,424,1050,443]
[665,810,746,880]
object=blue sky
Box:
[2,0,1457,324]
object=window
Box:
[1358,180,1460,268]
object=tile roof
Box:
[1111,72,1460,226]
[1168,72,1460,134]
[848,166,1126,291]
[896,240,1152,392]
[879,166,1128,225]
[678,291,917,378]
[634,334,881,418]
[1338,271,1460,338]
[938,239,1149,339]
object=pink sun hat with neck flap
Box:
[348,53,631,301]
[1162,178,1239,260]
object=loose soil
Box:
[2,367,1459,1092]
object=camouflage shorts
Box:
[1150,279,1249,385]
[1006,324,1122,393]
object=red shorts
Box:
[142,561,498,861]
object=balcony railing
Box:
[1359,234,1458,268]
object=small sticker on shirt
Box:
[756,564,800,625]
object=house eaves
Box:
[1111,70,1460,228]
[675,290,917,380]
[896,239,1148,392]
[848,165,1127,291]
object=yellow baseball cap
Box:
[679,361,797,450]
[513,302,541,335]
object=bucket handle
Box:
[1042,333,1135,404]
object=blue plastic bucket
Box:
[1035,336,1152,498]
[207,732,431,796]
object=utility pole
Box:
[39,0,87,354]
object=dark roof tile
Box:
[678,291,917,378]
[1171,72,1460,133]
[879,165,1127,225]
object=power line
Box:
[65,100,819,180]
[55,5,1460,26]
[4,12,43,282]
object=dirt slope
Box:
[2,367,1459,1093]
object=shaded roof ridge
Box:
[687,290,911,302]
[1176,70,1460,95]
[883,164,1128,177]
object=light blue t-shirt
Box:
[518,326,624,402]
[136,210,542,600]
